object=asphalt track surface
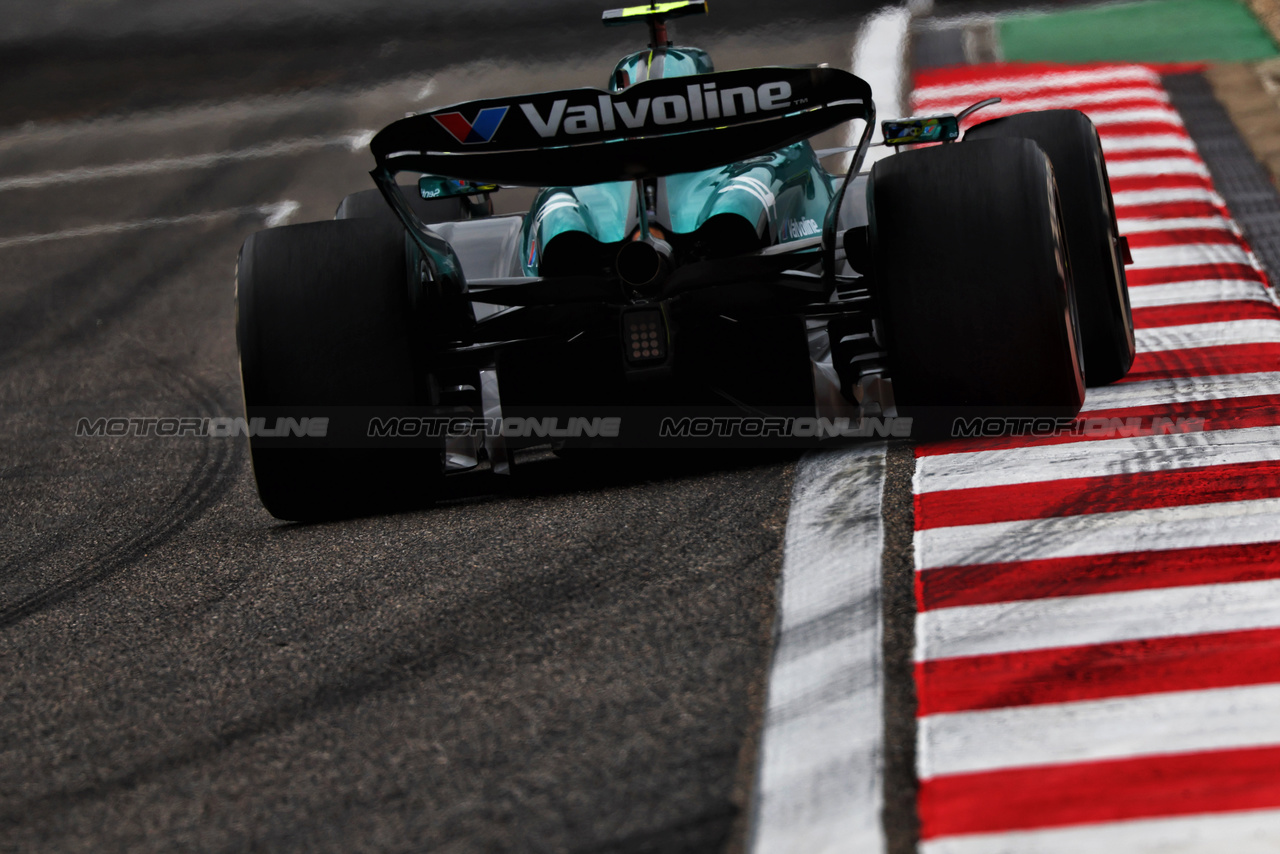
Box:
[0,6,896,853]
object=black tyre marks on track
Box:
[0,357,242,628]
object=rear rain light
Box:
[622,308,668,364]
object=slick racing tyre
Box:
[869,137,1086,437]
[966,109,1135,385]
[336,187,477,342]
[236,218,441,521]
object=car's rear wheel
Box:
[870,136,1086,437]
[236,218,442,521]
[966,109,1135,385]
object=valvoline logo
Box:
[433,106,509,144]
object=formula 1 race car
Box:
[236,1,1135,520]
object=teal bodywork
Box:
[663,144,835,243]
[609,46,715,89]
[519,46,838,277]
[521,182,636,277]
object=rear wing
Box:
[369,66,872,187]
[369,66,875,295]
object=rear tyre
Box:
[966,110,1135,385]
[870,137,1086,437]
[236,218,441,521]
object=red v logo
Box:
[433,106,509,144]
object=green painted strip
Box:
[999,0,1278,63]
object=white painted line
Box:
[912,67,1161,102]
[1117,217,1234,235]
[1127,279,1270,308]
[920,682,1280,777]
[1080,371,1280,411]
[851,3,912,171]
[1105,157,1210,179]
[920,87,1172,115]
[1129,242,1253,270]
[949,106,1183,129]
[1102,134,1198,154]
[749,445,887,854]
[1051,107,1184,128]
[748,9,911,848]
[917,571,1280,660]
[920,807,1280,854]
[0,201,298,250]
[1137,318,1280,352]
[916,495,1280,573]
[1112,186,1227,208]
[0,132,374,193]
[916,424,1280,493]
[0,66,442,155]
[261,200,300,227]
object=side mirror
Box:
[881,115,960,146]
[418,175,500,200]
